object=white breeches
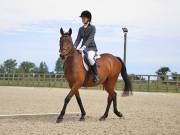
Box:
[87,50,96,65]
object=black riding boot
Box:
[91,63,100,82]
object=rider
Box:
[74,10,100,82]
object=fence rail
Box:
[0,73,180,92]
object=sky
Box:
[0,0,180,74]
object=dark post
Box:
[122,27,128,65]
[147,75,150,92]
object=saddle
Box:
[82,51,101,71]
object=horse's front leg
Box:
[56,89,75,123]
[75,91,86,121]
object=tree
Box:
[33,67,39,73]
[156,67,171,80]
[129,74,145,80]
[0,65,5,73]
[38,61,49,74]
[55,57,64,73]
[3,59,17,73]
[171,72,180,81]
[18,61,36,73]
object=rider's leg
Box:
[87,50,96,65]
[87,50,100,82]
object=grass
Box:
[0,79,179,93]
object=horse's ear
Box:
[69,28,72,36]
[60,28,64,35]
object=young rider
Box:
[74,10,99,82]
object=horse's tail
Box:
[116,57,132,96]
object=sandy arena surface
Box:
[0,86,180,135]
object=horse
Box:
[56,28,132,123]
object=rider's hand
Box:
[78,46,86,53]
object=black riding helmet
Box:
[79,10,92,21]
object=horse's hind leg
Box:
[99,93,113,121]
[112,92,123,118]
[100,77,117,121]
[100,76,123,120]
[75,91,86,121]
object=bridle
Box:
[60,35,74,58]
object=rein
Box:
[60,35,74,58]
[60,34,80,61]
[62,47,73,57]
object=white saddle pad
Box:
[82,52,101,71]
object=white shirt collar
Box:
[84,22,90,28]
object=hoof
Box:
[79,117,85,121]
[114,111,123,118]
[99,115,107,121]
[56,116,63,123]
[121,91,132,97]
[79,115,85,121]
[56,119,63,123]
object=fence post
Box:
[33,73,35,87]
[166,76,169,92]
[17,74,19,85]
[38,74,40,86]
[12,73,14,81]
[147,75,150,92]
[7,74,10,85]
[54,74,57,87]
[3,73,5,81]
[48,74,51,87]
[156,76,159,90]
[176,76,178,92]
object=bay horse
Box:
[56,28,132,123]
